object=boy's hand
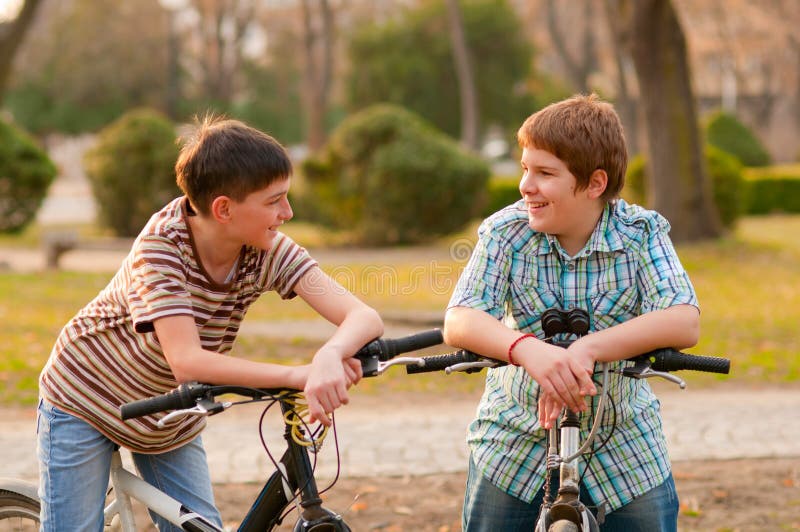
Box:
[304,349,361,426]
[517,342,596,412]
[538,392,563,429]
[538,391,595,429]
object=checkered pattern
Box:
[448,198,698,512]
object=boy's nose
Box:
[519,172,536,196]
[282,199,294,221]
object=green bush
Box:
[84,108,180,236]
[705,111,770,167]
[0,118,57,233]
[743,165,800,214]
[484,176,521,216]
[623,145,745,229]
[299,104,490,245]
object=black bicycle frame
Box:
[236,400,349,531]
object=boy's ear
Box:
[210,196,233,223]
[586,169,608,199]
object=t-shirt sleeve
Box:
[636,220,699,314]
[261,233,318,299]
[128,236,195,333]
[447,223,511,320]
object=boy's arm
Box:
[567,303,700,363]
[444,306,596,413]
[153,315,309,389]
[293,267,384,425]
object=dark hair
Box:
[175,114,292,215]
[517,94,627,201]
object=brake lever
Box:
[445,360,499,374]
[364,357,425,376]
[620,361,686,389]
[156,398,230,427]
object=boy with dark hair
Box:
[444,94,699,531]
[37,116,383,531]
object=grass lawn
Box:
[1,215,798,406]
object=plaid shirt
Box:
[448,198,698,513]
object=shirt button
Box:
[567,263,575,271]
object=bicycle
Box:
[0,329,444,532]
[400,307,731,532]
[0,317,730,532]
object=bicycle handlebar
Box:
[121,330,444,420]
[121,382,210,420]
[629,348,730,374]
[406,347,731,376]
[121,329,730,420]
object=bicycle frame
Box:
[106,399,349,532]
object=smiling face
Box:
[519,147,607,255]
[227,177,293,250]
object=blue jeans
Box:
[463,456,678,531]
[37,399,223,531]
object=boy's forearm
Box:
[316,306,384,360]
[443,306,530,363]
[578,304,700,363]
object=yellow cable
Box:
[280,392,329,448]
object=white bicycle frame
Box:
[104,449,221,531]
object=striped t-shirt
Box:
[448,198,698,513]
[39,196,316,453]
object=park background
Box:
[0,1,799,530]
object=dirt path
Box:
[125,458,799,531]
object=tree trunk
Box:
[445,0,479,151]
[301,0,334,152]
[0,0,44,101]
[625,0,721,241]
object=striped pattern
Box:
[39,197,316,453]
[448,198,698,513]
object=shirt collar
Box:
[534,202,624,257]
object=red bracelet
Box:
[508,333,536,366]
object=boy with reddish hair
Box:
[444,94,699,531]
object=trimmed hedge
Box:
[743,165,800,214]
[623,145,745,229]
[299,104,490,245]
[0,118,57,233]
[83,108,180,236]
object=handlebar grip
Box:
[645,349,731,374]
[406,350,483,374]
[376,329,444,360]
[120,383,207,420]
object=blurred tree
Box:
[445,0,478,151]
[0,0,43,101]
[6,0,171,134]
[545,0,597,95]
[347,0,534,143]
[601,0,639,155]
[615,0,722,241]
[300,0,334,152]
[187,0,255,106]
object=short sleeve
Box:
[260,234,317,299]
[128,236,194,333]
[447,224,512,320]
[636,224,699,314]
